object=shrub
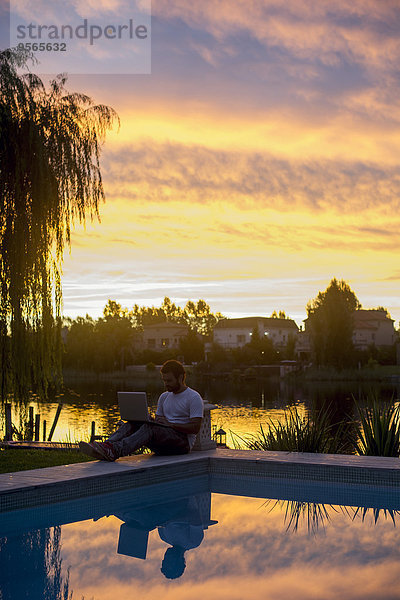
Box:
[231,405,348,454]
[145,362,157,371]
[352,398,400,457]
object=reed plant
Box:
[352,398,400,457]
[350,505,400,525]
[262,499,340,534]
[231,405,348,454]
[262,500,400,533]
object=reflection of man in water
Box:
[115,496,206,579]
[161,547,186,579]
[158,512,204,579]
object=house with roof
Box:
[140,322,188,351]
[212,317,299,350]
[302,308,396,358]
[352,309,396,350]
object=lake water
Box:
[3,374,400,447]
[1,475,399,600]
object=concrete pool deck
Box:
[1,448,400,513]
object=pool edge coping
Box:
[1,448,400,512]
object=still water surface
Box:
[4,374,400,446]
[1,476,399,600]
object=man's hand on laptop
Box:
[155,415,170,426]
[154,415,202,435]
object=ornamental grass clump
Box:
[262,498,339,534]
[352,399,400,457]
[231,405,347,454]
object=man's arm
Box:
[155,416,202,435]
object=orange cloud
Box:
[101,141,400,212]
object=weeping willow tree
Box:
[0,48,118,401]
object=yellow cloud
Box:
[104,104,400,165]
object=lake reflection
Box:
[1,477,400,600]
[3,373,400,446]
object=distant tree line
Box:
[63,281,399,373]
[63,297,224,371]
[198,279,397,371]
[63,299,299,372]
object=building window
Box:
[147,339,155,348]
[237,334,246,343]
[161,338,170,347]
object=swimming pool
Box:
[1,470,399,600]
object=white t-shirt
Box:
[158,522,204,550]
[156,387,204,449]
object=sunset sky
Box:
[49,0,400,326]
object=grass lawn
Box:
[0,448,95,473]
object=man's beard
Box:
[167,384,181,393]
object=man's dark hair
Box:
[160,546,186,579]
[160,359,185,379]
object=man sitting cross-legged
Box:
[79,360,204,462]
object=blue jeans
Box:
[107,421,190,457]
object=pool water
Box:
[1,478,400,600]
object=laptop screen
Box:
[117,392,149,421]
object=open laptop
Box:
[117,391,170,426]
[117,523,149,559]
[117,391,150,421]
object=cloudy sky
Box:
[43,0,400,325]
